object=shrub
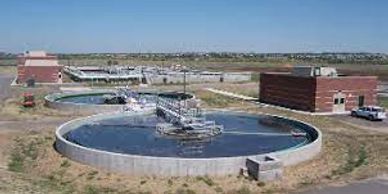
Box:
[140,180,147,185]
[175,188,196,194]
[236,186,251,194]
[60,160,71,168]
[8,151,24,172]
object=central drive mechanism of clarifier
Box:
[155,97,223,139]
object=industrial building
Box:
[260,66,377,113]
[64,65,251,85]
[17,51,63,84]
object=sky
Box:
[0,0,387,53]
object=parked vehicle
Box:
[351,106,386,121]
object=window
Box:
[340,98,345,104]
[334,98,339,104]
[315,67,321,76]
[372,108,385,112]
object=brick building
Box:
[259,66,377,113]
[17,51,63,84]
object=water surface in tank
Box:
[65,112,313,158]
[56,92,193,105]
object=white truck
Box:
[351,106,386,121]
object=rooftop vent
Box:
[292,66,337,77]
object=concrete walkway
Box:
[205,88,258,101]
[300,176,388,194]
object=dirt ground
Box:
[332,115,388,134]
[0,70,387,194]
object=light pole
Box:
[183,68,187,95]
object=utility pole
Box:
[183,68,187,95]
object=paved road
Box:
[300,177,388,194]
[0,74,13,100]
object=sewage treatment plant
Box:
[14,50,325,182]
[47,87,322,179]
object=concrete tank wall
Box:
[55,111,322,177]
[45,90,196,115]
[45,90,125,115]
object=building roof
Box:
[25,50,47,57]
[18,50,60,67]
[24,59,60,66]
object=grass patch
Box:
[332,145,368,176]
[299,178,314,186]
[195,176,215,186]
[140,180,147,185]
[86,171,99,180]
[196,91,236,107]
[233,186,252,194]
[251,73,260,82]
[378,96,388,108]
[256,181,266,187]
[60,160,71,168]
[38,176,74,194]
[175,188,196,194]
[8,151,25,172]
[84,185,99,194]
[0,65,17,74]
[214,186,223,193]
[22,141,39,160]
[7,136,45,172]
[167,179,173,186]
[83,185,119,194]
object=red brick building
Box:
[259,66,377,113]
[17,51,63,84]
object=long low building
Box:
[64,66,251,85]
[259,66,377,113]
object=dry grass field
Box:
[0,81,387,194]
[0,66,16,75]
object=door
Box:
[358,96,365,107]
[333,92,346,112]
[57,72,63,84]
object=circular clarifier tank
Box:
[55,110,321,176]
[54,91,194,105]
[64,112,311,158]
[45,90,195,114]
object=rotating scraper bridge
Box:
[155,97,222,138]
